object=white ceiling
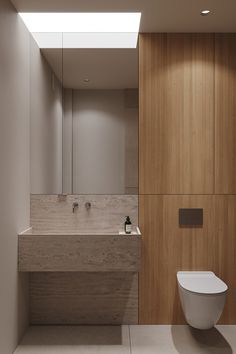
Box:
[12,0,236,32]
[42,48,138,89]
[16,0,236,89]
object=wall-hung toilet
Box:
[177,271,228,330]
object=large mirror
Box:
[30,34,63,194]
[30,34,138,194]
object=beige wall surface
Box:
[0,1,30,352]
[29,194,139,324]
[30,194,138,233]
[30,38,63,194]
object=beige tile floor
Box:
[14,325,236,354]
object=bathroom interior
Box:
[1,0,236,353]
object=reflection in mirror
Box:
[30,34,138,195]
[30,34,63,194]
[62,47,138,194]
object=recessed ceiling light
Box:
[83,79,90,83]
[201,10,211,16]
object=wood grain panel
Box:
[19,234,141,272]
[215,34,236,193]
[161,195,216,324]
[214,196,236,323]
[139,195,236,324]
[139,195,164,323]
[139,34,214,194]
[30,272,138,324]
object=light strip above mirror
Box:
[19,12,141,48]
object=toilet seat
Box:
[177,271,228,295]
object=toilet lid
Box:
[177,271,228,294]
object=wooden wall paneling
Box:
[139,34,214,194]
[139,195,164,323]
[30,272,138,324]
[162,195,216,324]
[215,195,236,323]
[139,194,236,324]
[139,195,216,324]
[215,34,236,193]
[139,33,236,325]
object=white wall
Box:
[0,1,30,352]
[63,89,138,194]
[30,38,63,194]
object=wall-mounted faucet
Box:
[72,202,79,213]
[85,202,91,210]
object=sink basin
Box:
[18,227,141,272]
[19,226,141,236]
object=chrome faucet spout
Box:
[72,202,79,213]
[85,202,91,210]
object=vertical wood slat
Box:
[215,34,236,193]
[139,195,236,324]
[139,33,214,194]
[139,33,236,324]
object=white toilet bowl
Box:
[177,271,228,330]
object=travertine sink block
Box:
[18,230,141,272]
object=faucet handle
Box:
[85,202,91,210]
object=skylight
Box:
[19,13,141,48]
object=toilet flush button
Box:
[179,208,203,226]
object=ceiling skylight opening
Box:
[19,13,141,33]
[18,12,141,48]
